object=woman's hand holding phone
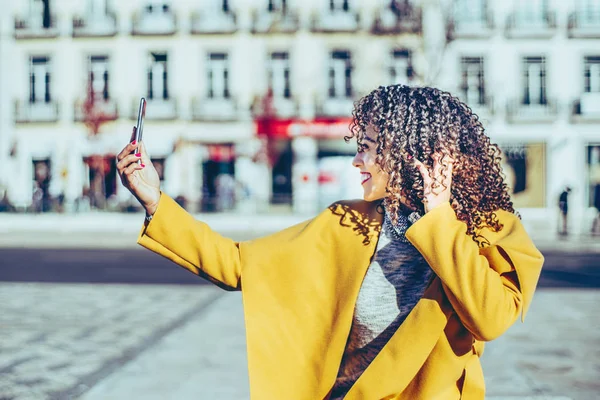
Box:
[116,127,161,216]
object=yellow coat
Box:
[138,193,544,400]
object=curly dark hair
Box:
[345,84,515,246]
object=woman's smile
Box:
[361,172,372,185]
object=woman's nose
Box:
[352,153,362,168]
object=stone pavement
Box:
[0,286,580,400]
[0,283,223,400]
[1,284,591,400]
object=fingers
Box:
[414,153,453,194]
[123,159,145,177]
[117,126,138,162]
[116,153,142,174]
[413,158,432,186]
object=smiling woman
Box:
[117,84,544,400]
[347,85,512,246]
[352,125,390,202]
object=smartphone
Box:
[134,97,146,164]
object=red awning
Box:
[255,117,353,139]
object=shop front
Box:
[255,116,357,214]
[497,142,547,209]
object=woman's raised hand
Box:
[413,153,454,214]
[116,128,161,215]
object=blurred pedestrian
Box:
[116,85,544,399]
[558,186,572,235]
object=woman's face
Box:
[352,125,390,201]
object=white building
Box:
[438,0,600,234]
[0,0,425,215]
[0,0,598,234]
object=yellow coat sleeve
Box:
[137,193,243,291]
[405,202,544,342]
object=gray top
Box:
[330,206,433,399]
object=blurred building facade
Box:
[437,0,600,234]
[0,0,425,215]
[0,0,598,233]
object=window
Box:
[269,52,291,98]
[89,55,110,100]
[268,0,287,13]
[148,53,168,100]
[207,52,230,99]
[29,56,51,103]
[461,57,485,105]
[30,0,51,28]
[330,0,350,12]
[517,0,547,23]
[455,0,486,24]
[329,50,352,98]
[390,49,412,85]
[522,57,547,105]
[584,56,600,93]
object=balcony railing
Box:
[312,9,360,33]
[14,100,60,123]
[72,12,118,37]
[448,12,494,39]
[505,11,556,38]
[131,97,178,120]
[14,15,59,39]
[252,10,300,33]
[132,7,177,36]
[568,11,600,38]
[316,96,355,117]
[506,98,558,123]
[372,5,421,34]
[191,10,237,34]
[191,97,239,121]
[73,98,119,122]
[571,93,600,123]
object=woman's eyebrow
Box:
[363,136,377,144]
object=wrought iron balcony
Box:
[311,9,360,33]
[131,97,178,120]
[14,100,60,123]
[191,10,237,34]
[568,11,600,38]
[448,11,494,39]
[252,9,300,33]
[14,15,59,39]
[571,93,600,123]
[372,3,421,35]
[132,6,177,36]
[505,10,556,38]
[73,98,119,122]
[191,97,239,121]
[72,12,118,37]
[506,98,558,123]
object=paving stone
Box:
[0,283,222,399]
